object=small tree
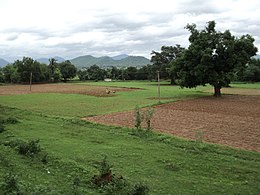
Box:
[144,107,154,131]
[172,21,257,96]
[135,106,142,129]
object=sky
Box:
[0,0,259,61]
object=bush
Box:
[128,182,149,195]
[18,139,41,156]
[144,107,154,131]
[92,155,127,194]
[135,106,142,129]
[1,172,21,194]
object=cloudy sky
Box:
[0,0,259,61]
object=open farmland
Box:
[0,81,260,194]
[0,83,138,96]
[85,94,260,151]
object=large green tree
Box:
[151,45,185,83]
[58,60,77,82]
[15,57,49,83]
[172,21,257,96]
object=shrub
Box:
[144,107,154,131]
[93,155,113,186]
[1,172,21,194]
[128,182,149,195]
[135,106,142,129]
[18,139,41,156]
[92,155,126,194]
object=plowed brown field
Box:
[85,95,260,152]
[0,83,138,96]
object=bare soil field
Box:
[204,87,260,95]
[0,83,138,96]
[85,95,260,152]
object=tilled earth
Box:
[85,95,260,152]
[0,83,138,97]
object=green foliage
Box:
[172,21,258,96]
[151,45,185,83]
[17,139,41,157]
[15,57,50,83]
[125,66,138,80]
[134,106,154,130]
[1,172,21,194]
[243,59,260,82]
[58,60,77,82]
[144,107,154,131]
[2,64,20,83]
[128,182,149,195]
[97,155,112,176]
[86,64,106,80]
[135,106,142,129]
[92,155,127,194]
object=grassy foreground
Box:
[0,81,260,194]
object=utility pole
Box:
[157,70,161,103]
[29,72,32,91]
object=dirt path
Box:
[84,95,260,152]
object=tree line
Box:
[0,57,77,83]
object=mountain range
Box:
[70,54,150,68]
[0,55,150,68]
[1,54,260,68]
[36,56,65,64]
[0,58,9,67]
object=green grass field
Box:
[0,81,210,117]
[0,81,259,194]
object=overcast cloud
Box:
[0,0,259,61]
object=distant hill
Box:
[71,55,150,68]
[112,54,129,60]
[36,56,65,64]
[0,58,9,67]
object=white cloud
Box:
[0,0,259,61]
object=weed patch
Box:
[17,139,41,157]
[91,155,150,194]
[0,172,22,194]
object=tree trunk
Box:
[214,87,221,97]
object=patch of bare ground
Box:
[84,95,260,152]
[204,87,260,95]
[0,83,139,96]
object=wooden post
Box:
[157,70,161,103]
[29,72,32,91]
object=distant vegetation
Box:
[0,57,76,83]
[71,55,150,68]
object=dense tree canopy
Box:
[243,59,260,82]
[58,60,77,82]
[151,45,185,83]
[172,21,257,96]
[0,57,77,84]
